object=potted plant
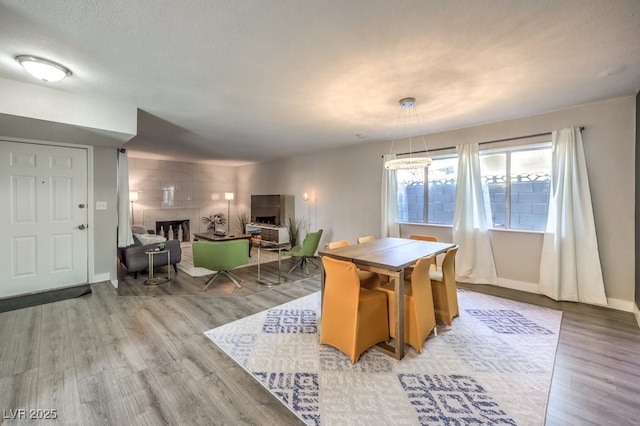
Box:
[234,211,251,235]
[201,212,227,234]
[286,216,305,248]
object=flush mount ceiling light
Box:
[15,55,72,82]
[384,97,432,170]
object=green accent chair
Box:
[283,229,323,274]
[192,239,249,290]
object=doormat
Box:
[0,284,92,313]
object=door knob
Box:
[78,224,86,230]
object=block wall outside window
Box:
[396,143,551,231]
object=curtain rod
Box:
[390,126,584,157]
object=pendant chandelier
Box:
[384,97,432,170]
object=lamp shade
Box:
[129,191,139,202]
[224,192,235,201]
[15,55,71,82]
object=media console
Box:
[246,223,289,244]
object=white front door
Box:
[0,141,88,298]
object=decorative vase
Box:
[177,224,183,241]
[168,225,173,240]
[159,226,165,237]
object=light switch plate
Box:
[96,201,107,210]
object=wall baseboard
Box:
[494,278,634,314]
[606,297,634,313]
[91,272,110,283]
[496,278,540,294]
[110,279,118,289]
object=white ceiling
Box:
[1,0,639,166]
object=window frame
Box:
[480,142,552,231]
[396,141,552,232]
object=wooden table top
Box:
[192,233,252,242]
[318,237,455,270]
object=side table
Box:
[257,242,288,286]
[145,249,171,285]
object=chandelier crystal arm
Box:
[384,97,432,170]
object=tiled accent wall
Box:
[128,157,236,235]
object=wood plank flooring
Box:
[0,260,638,425]
[459,284,640,426]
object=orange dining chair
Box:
[325,240,380,289]
[357,235,375,244]
[429,246,459,325]
[320,256,389,363]
[409,234,438,242]
[409,234,439,269]
[375,254,437,353]
[325,240,349,250]
[404,234,439,281]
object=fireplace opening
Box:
[156,219,190,242]
[255,216,277,225]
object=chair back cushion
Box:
[357,235,375,244]
[192,240,249,271]
[326,240,349,250]
[321,256,361,336]
[300,229,323,256]
[441,246,459,282]
[409,234,438,242]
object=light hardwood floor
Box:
[1,260,638,425]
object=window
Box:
[396,143,551,231]
[397,156,457,225]
[481,145,551,231]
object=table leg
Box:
[148,251,154,281]
[373,270,405,360]
[145,250,171,285]
[320,267,326,312]
[257,247,287,286]
[277,250,283,283]
[257,245,262,281]
[395,270,405,359]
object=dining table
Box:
[318,237,455,360]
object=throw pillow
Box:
[133,233,167,246]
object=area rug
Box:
[204,289,562,425]
[177,243,289,277]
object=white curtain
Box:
[452,144,498,284]
[117,149,134,248]
[538,127,607,305]
[381,154,400,237]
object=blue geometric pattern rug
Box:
[204,289,562,425]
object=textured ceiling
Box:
[0,0,639,165]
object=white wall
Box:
[93,147,118,282]
[238,96,636,310]
[0,77,136,141]
[0,78,138,288]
